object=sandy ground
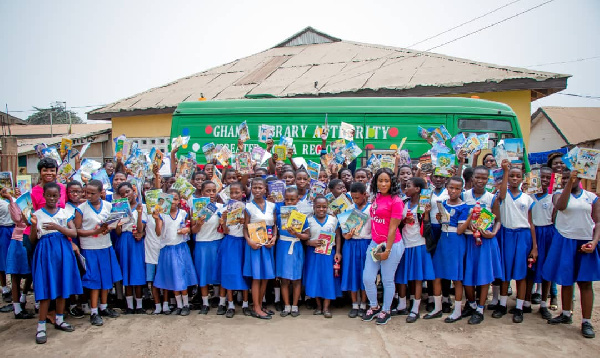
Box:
[1,285,599,358]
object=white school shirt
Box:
[462,189,496,234]
[350,203,372,239]
[555,190,597,241]
[0,199,14,226]
[161,209,189,247]
[121,206,145,232]
[531,193,554,227]
[296,192,314,218]
[144,214,161,264]
[195,202,224,242]
[63,202,78,221]
[429,188,449,225]
[308,215,338,247]
[225,203,245,238]
[401,202,425,248]
[246,200,275,226]
[34,207,72,238]
[500,191,534,229]
[77,200,113,250]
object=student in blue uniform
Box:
[30,182,83,344]
[543,169,600,339]
[0,186,14,301]
[493,160,537,324]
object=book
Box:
[337,208,368,234]
[502,138,525,163]
[79,159,102,179]
[57,162,76,184]
[111,198,131,214]
[219,185,231,203]
[561,147,578,171]
[248,222,268,245]
[306,160,321,181]
[202,142,216,162]
[474,208,496,232]
[437,202,450,223]
[41,146,61,165]
[190,197,210,220]
[450,133,467,153]
[34,143,48,159]
[477,134,489,149]
[176,155,196,180]
[525,170,542,195]
[491,168,504,185]
[16,175,31,193]
[171,135,190,149]
[418,126,432,141]
[280,136,294,148]
[309,180,326,202]
[172,177,195,199]
[493,144,510,164]
[226,199,245,225]
[418,154,433,173]
[16,192,33,223]
[91,169,111,189]
[236,152,253,174]
[339,122,355,141]
[397,150,411,166]
[273,145,287,161]
[433,153,455,177]
[155,193,173,214]
[280,206,296,231]
[379,154,396,170]
[321,152,341,176]
[102,211,130,226]
[575,148,600,180]
[60,138,73,156]
[149,148,163,169]
[370,242,387,261]
[0,172,13,190]
[418,189,432,214]
[286,210,307,233]
[251,146,267,165]
[198,202,218,222]
[215,145,232,167]
[315,231,335,255]
[258,124,275,143]
[552,173,562,192]
[366,153,381,172]
[343,141,362,164]
[79,142,91,159]
[238,121,250,142]
[432,125,451,142]
[212,174,223,193]
[328,194,352,216]
[268,180,286,203]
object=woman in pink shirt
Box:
[362,167,405,325]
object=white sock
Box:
[154,304,161,313]
[535,285,542,294]
[13,302,22,315]
[449,303,462,319]
[476,305,484,314]
[162,302,169,311]
[175,295,183,309]
[432,296,442,314]
[540,301,548,308]
[352,303,359,309]
[242,301,249,308]
[37,321,46,334]
[562,310,572,317]
[491,286,500,304]
[136,298,143,309]
[20,293,27,304]
[99,303,108,311]
[228,301,235,309]
[360,303,367,310]
[219,296,226,306]
[428,296,434,303]
[274,287,281,302]
[56,313,64,324]
[126,296,134,309]
[202,296,209,306]
[500,295,508,307]
[524,300,531,308]
[442,296,450,304]
[91,307,98,315]
[182,294,189,307]
[582,318,591,324]
[262,296,266,303]
[516,299,524,310]
[284,305,291,312]
[411,299,421,314]
[397,297,407,310]
[469,301,477,309]
[292,305,298,312]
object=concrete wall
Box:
[529,114,568,152]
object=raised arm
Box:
[555,170,578,211]
[497,159,510,201]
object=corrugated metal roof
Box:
[8,123,111,137]
[533,107,600,145]
[88,28,570,120]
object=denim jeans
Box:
[363,240,405,312]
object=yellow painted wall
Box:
[111,113,173,138]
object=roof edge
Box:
[273,26,341,48]
[87,107,176,121]
[537,107,570,145]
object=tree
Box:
[26,106,83,125]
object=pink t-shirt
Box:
[24,183,67,236]
[370,193,404,244]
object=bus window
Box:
[458,118,512,132]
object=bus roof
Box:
[174,97,515,116]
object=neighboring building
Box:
[88,26,570,146]
[0,111,27,126]
[529,107,600,152]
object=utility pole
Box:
[50,111,53,137]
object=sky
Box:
[1,0,599,121]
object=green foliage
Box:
[26,106,83,125]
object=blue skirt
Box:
[194,240,222,286]
[341,238,370,291]
[6,239,31,275]
[243,243,275,280]
[82,247,122,290]
[0,225,14,272]
[219,235,249,290]
[32,232,83,300]
[275,238,304,280]
[432,231,466,281]
[395,244,436,284]
[155,242,198,291]
[499,227,532,281]
[115,231,146,286]
[463,235,503,286]
[542,232,600,286]
[532,225,556,283]
[304,246,342,300]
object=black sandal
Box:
[251,309,272,320]
[36,330,47,344]
[54,321,75,332]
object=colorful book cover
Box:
[34,143,48,159]
[238,121,250,142]
[437,202,450,223]
[561,147,578,171]
[176,156,196,180]
[502,138,525,163]
[337,208,367,234]
[16,191,33,223]
[92,169,111,189]
[16,175,31,193]
[103,211,129,226]
[418,153,433,173]
[343,141,362,164]
[226,199,245,225]
[307,160,321,180]
[431,125,451,142]
[60,138,73,156]
[57,162,75,183]
[575,148,600,180]
[279,136,294,148]
[493,144,510,164]
[328,194,352,216]
[191,197,210,220]
[280,206,296,231]
[314,231,335,255]
[215,145,232,167]
[552,173,562,192]
[397,150,411,166]
[321,152,342,176]
[450,133,467,152]
[0,172,13,190]
[202,142,216,162]
[491,168,504,185]
[462,134,481,155]
[155,193,173,214]
[172,177,195,199]
[525,170,542,195]
[248,222,268,245]
[339,122,355,141]
[236,152,253,174]
[111,198,131,214]
[219,185,231,203]
[268,180,286,203]
[115,138,125,160]
[475,208,496,231]
[477,134,489,150]
[79,158,102,179]
[258,124,275,143]
[366,153,381,172]
[433,153,455,177]
[171,135,190,149]
[331,139,346,155]
[149,147,163,169]
[273,145,287,161]
[251,146,266,164]
[41,146,61,165]
[325,192,335,204]
[379,154,396,170]
[309,180,327,202]
[198,202,218,222]
[79,142,91,159]
[418,189,432,214]
[286,210,307,233]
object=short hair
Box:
[285,186,299,195]
[410,177,427,191]
[328,179,344,190]
[43,181,61,193]
[117,181,133,193]
[462,167,474,183]
[167,188,180,197]
[473,165,490,176]
[350,182,366,194]
[67,180,83,191]
[449,176,464,187]
[37,157,58,172]
[87,179,104,192]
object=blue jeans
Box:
[363,240,405,312]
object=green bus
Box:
[170,97,526,169]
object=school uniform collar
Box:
[535,192,548,200]
[251,199,267,214]
[88,200,103,214]
[313,216,329,227]
[470,189,486,202]
[508,190,522,201]
[41,207,59,217]
[572,190,583,199]
[170,209,180,221]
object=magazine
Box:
[286,210,307,233]
[248,222,269,245]
[16,192,33,223]
[314,231,335,255]
[236,152,253,175]
[328,194,352,216]
[268,180,286,203]
[337,208,368,234]
[0,172,13,190]
[258,124,275,143]
[191,197,210,220]
[226,200,245,226]
[307,160,321,181]
[172,177,195,199]
[575,148,600,180]
[16,175,31,193]
[418,189,432,214]
[280,206,296,231]
[339,122,355,141]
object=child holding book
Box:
[342,182,371,318]
[75,180,122,327]
[394,177,435,323]
[243,177,277,319]
[218,182,251,318]
[0,186,14,300]
[115,182,147,314]
[191,180,225,315]
[153,189,197,316]
[493,160,537,324]
[339,168,353,192]
[396,165,413,200]
[305,195,342,318]
[30,182,82,344]
[295,169,313,217]
[427,173,450,313]
[62,180,86,318]
[276,187,310,317]
[144,189,163,315]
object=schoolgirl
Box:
[339,168,354,193]
[63,180,86,318]
[144,188,163,315]
[0,186,14,300]
[295,169,313,217]
[396,165,413,200]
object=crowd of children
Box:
[0,130,599,345]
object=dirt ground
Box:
[0,285,599,358]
